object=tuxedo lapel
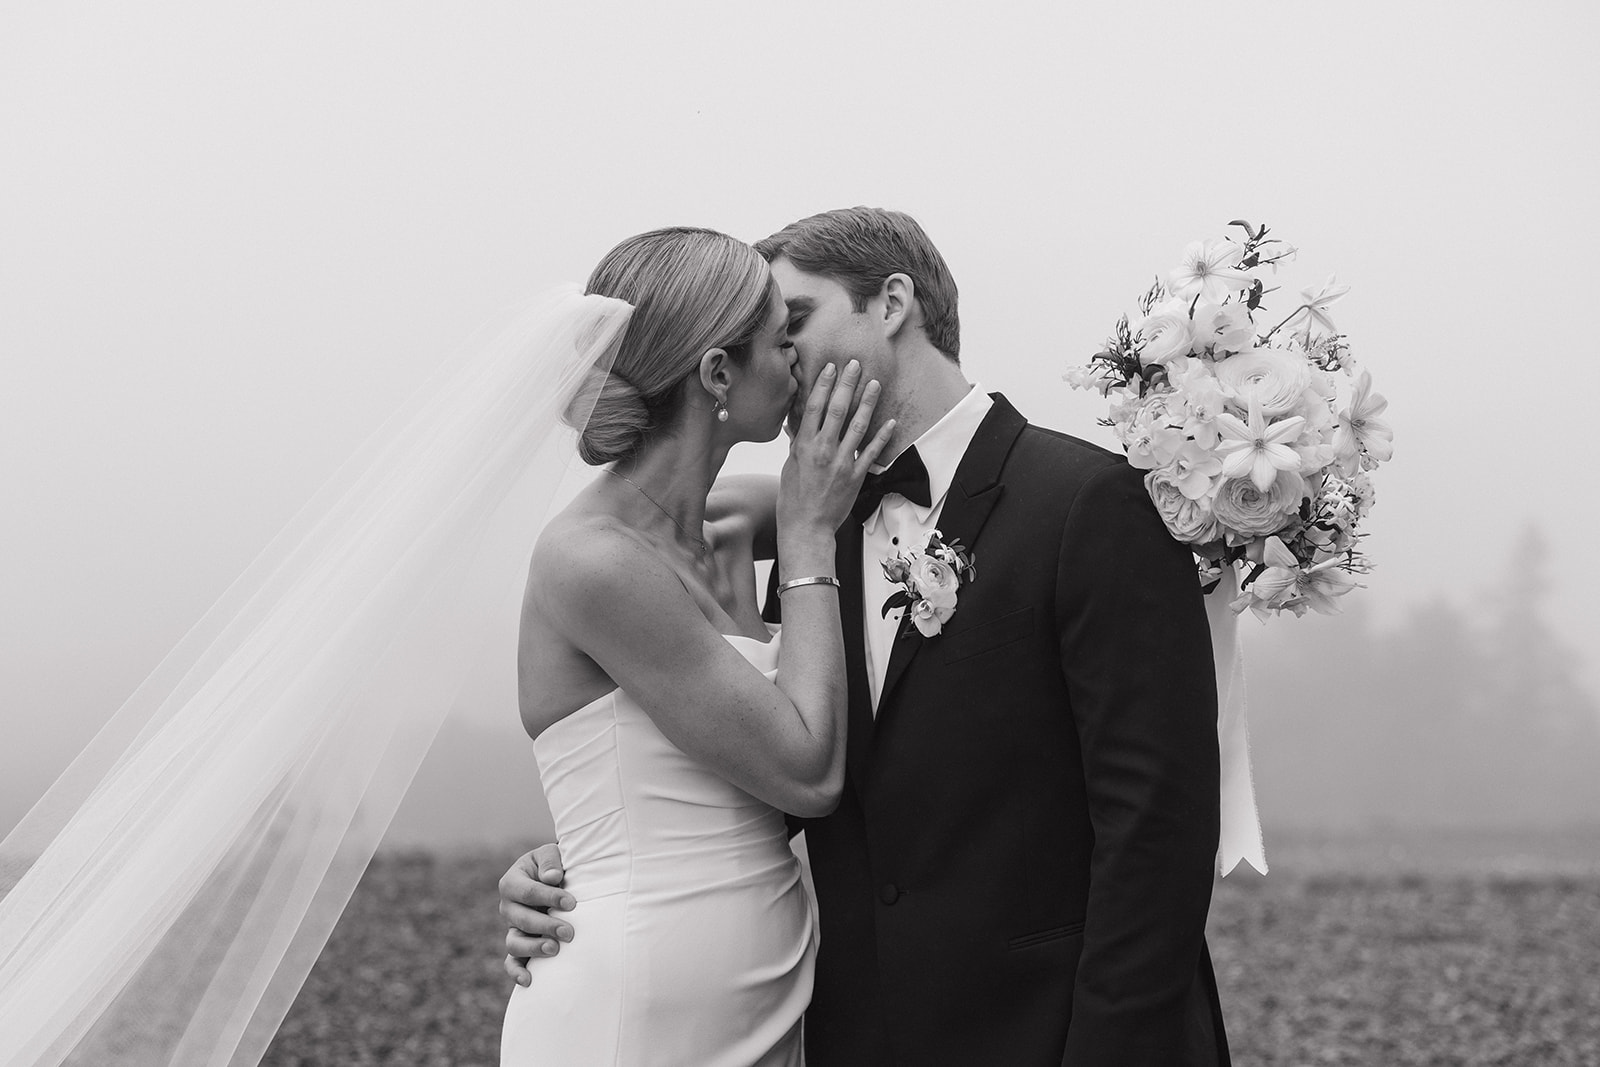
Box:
[875,394,1028,712]
[836,516,876,792]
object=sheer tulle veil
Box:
[0,286,633,1066]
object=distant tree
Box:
[1480,525,1598,742]
[1249,524,1600,829]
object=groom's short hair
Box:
[756,207,961,362]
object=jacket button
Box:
[879,883,900,905]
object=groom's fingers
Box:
[497,846,575,986]
[499,897,576,940]
[531,842,565,885]
[499,864,575,914]
[505,921,569,953]
[504,953,532,986]
[506,926,555,956]
[507,926,565,959]
[498,880,573,913]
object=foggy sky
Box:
[4,3,1598,840]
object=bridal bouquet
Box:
[1066,221,1392,619]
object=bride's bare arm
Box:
[535,362,890,817]
[534,525,846,813]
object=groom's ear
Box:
[880,273,918,339]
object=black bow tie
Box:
[851,446,931,524]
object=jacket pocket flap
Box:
[943,606,1034,663]
[1007,920,1085,950]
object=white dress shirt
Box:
[861,384,993,712]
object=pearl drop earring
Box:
[715,400,729,423]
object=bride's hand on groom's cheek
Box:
[499,843,576,985]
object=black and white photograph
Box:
[2,4,1597,1065]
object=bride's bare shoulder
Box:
[531,509,640,584]
[527,507,686,620]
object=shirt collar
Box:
[865,384,993,532]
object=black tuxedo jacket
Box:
[772,395,1229,1067]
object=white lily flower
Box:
[1169,239,1255,304]
[1289,275,1351,339]
[1250,536,1303,601]
[1333,367,1393,466]
[1214,401,1307,492]
[1297,556,1360,614]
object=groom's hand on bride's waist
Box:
[500,843,575,986]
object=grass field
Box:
[263,832,1600,1066]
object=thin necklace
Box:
[603,468,709,556]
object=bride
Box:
[0,226,887,1067]
[503,227,889,1064]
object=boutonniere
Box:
[880,530,978,638]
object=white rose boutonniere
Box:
[881,531,977,638]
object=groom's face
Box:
[769,257,889,437]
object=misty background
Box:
[3,3,1597,855]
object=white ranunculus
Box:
[911,555,960,615]
[1211,470,1307,539]
[1137,308,1197,366]
[1145,469,1223,546]
[1215,348,1312,418]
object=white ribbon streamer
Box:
[1205,567,1267,876]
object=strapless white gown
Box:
[501,629,815,1066]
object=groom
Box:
[500,208,1229,1065]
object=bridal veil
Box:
[0,287,632,1066]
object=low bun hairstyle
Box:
[566,370,651,467]
[564,227,777,465]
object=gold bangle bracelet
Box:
[776,575,842,596]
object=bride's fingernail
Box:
[541,941,557,955]
[557,925,574,942]
[560,896,577,911]
[821,364,836,377]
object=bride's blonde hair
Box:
[567,227,776,465]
